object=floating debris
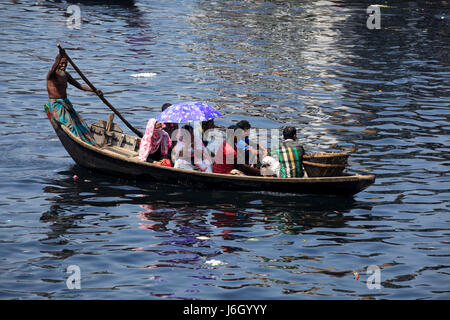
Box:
[130,72,157,78]
[205,259,227,266]
[374,4,396,8]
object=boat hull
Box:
[50,119,375,195]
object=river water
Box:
[0,0,449,300]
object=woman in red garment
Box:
[213,125,260,176]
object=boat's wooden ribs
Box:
[103,146,138,158]
[118,134,125,147]
[89,120,140,156]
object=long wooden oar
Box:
[57,44,143,138]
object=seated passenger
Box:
[202,119,223,158]
[172,125,212,172]
[138,118,172,163]
[161,103,178,138]
[213,125,260,176]
[270,126,305,178]
[202,119,216,138]
[236,120,267,166]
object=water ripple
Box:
[0,0,449,300]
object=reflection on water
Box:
[35,166,396,299]
[0,0,449,299]
[65,0,136,7]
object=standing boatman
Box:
[45,46,102,145]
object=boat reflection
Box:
[64,0,135,8]
[39,165,374,295]
[41,165,372,239]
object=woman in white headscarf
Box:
[172,124,212,172]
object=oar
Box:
[57,44,144,138]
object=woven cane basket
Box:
[302,161,346,177]
[302,152,349,165]
[302,152,349,177]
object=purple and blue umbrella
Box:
[156,101,222,123]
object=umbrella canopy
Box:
[156,101,222,123]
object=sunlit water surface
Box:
[0,0,449,299]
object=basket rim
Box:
[303,152,349,158]
[302,161,346,168]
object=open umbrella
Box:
[156,101,222,123]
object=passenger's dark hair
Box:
[226,125,238,142]
[161,103,172,111]
[283,126,297,140]
[236,120,251,131]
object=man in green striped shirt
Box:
[273,127,305,178]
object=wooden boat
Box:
[46,115,375,196]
